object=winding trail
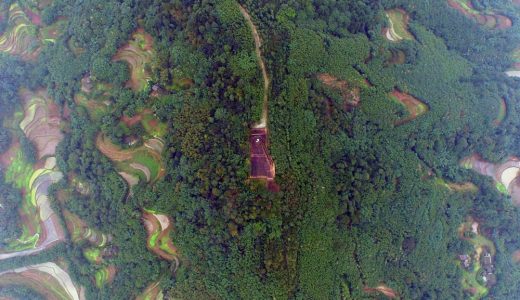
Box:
[239,5,270,128]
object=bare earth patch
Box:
[317,73,361,108]
[363,284,399,299]
[391,90,429,125]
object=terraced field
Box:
[448,0,512,30]
[142,210,178,264]
[96,134,165,185]
[63,210,111,248]
[384,9,414,42]
[74,76,112,122]
[0,262,83,300]
[94,265,116,288]
[461,155,520,205]
[0,2,66,60]
[390,90,429,125]
[1,155,65,259]
[113,28,155,91]
[121,109,167,139]
[19,89,63,160]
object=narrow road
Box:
[238,5,270,128]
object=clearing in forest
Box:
[0,2,66,60]
[435,178,479,193]
[461,154,520,205]
[19,89,64,160]
[137,281,163,300]
[457,218,497,299]
[363,285,399,299]
[120,108,168,139]
[96,134,165,185]
[113,28,155,92]
[493,98,506,126]
[389,90,429,125]
[74,75,112,121]
[447,0,512,30]
[142,209,178,265]
[0,155,65,259]
[317,73,364,109]
[383,9,414,42]
[239,4,278,190]
[0,89,66,260]
[63,210,112,248]
[0,262,82,300]
[94,265,116,288]
[506,48,520,78]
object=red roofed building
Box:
[250,128,278,191]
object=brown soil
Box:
[446,182,478,192]
[96,134,134,161]
[142,211,178,262]
[317,73,361,108]
[391,90,428,125]
[363,285,399,299]
[495,15,512,29]
[136,281,161,300]
[447,0,473,18]
[120,109,152,127]
[106,265,117,284]
[121,114,143,127]
[130,163,151,182]
[512,250,520,263]
[20,90,63,160]
[23,9,42,26]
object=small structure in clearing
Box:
[250,128,277,191]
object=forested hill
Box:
[1,0,520,299]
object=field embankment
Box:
[461,155,520,205]
[142,210,178,264]
[96,134,165,185]
[19,89,64,160]
[113,28,155,91]
[447,0,512,30]
[0,262,82,300]
[383,9,414,42]
[0,3,66,60]
[390,90,429,125]
[136,281,163,300]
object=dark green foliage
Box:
[1,0,520,299]
[0,174,22,247]
[0,128,10,154]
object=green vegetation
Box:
[1,0,520,299]
[385,9,414,41]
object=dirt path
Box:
[239,5,270,129]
